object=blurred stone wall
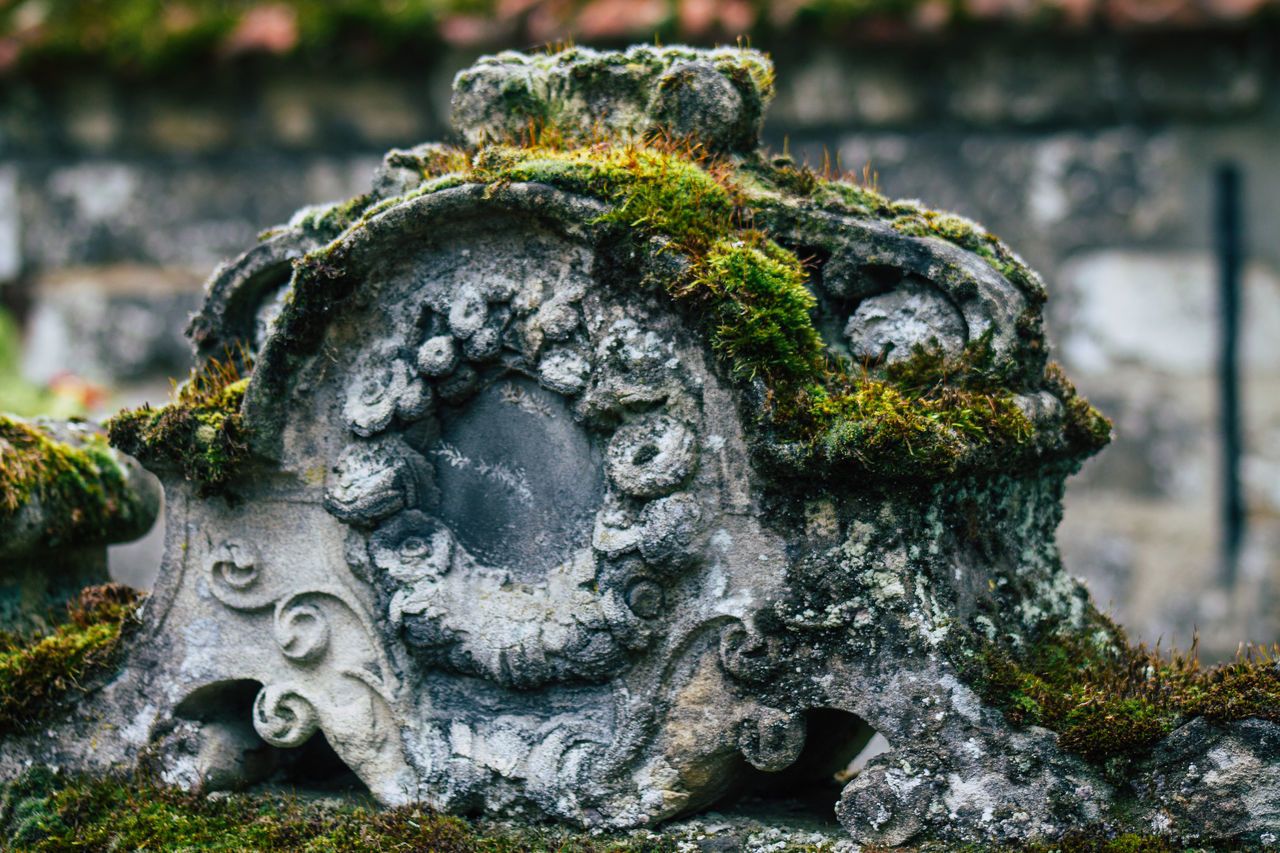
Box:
[3,30,1278,656]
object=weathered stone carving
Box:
[6,45,1278,848]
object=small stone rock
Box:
[606,415,697,499]
[639,492,702,569]
[436,363,479,405]
[447,286,486,339]
[652,62,744,151]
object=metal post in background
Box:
[1215,163,1244,586]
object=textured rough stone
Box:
[451,45,774,153]
[1132,717,1280,839]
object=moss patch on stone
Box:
[0,418,149,548]
[105,355,251,495]
[0,584,141,734]
[742,157,1048,306]
[959,608,1280,762]
[270,132,1107,480]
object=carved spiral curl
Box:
[207,540,278,611]
[252,684,320,748]
[719,621,777,683]
[211,542,258,589]
[274,598,331,664]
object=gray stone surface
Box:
[1133,717,1280,840]
[21,266,204,387]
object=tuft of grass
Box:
[960,608,1280,762]
[0,584,142,734]
[105,350,252,495]
[0,418,150,548]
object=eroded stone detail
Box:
[845,276,968,364]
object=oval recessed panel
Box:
[430,376,603,585]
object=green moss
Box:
[1045,362,1112,455]
[470,141,737,251]
[105,357,251,496]
[959,607,1280,762]
[0,584,142,734]
[743,157,1047,306]
[694,237,826,384]
[0,768,687,853]
[464,139,837,395]
[0,418,149,548]
[813,376,1034,476]
[277,133,1105,480]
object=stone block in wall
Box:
[260,75,439,149]
[770,50,921,127]
[767,34,1267,132]
[1054,252,1280,657]
[1058,253,1280,376]
[21,265,204,388]
[0,166,19,283]
[819,130,1188,265]
[143,101,235,154]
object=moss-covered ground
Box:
[105,352,251,495]
[0,584,141,734]
[959,606,1280,763]
[0,766,1248,853]
[0,417,149,548]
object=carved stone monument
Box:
[4,46,1278,847]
